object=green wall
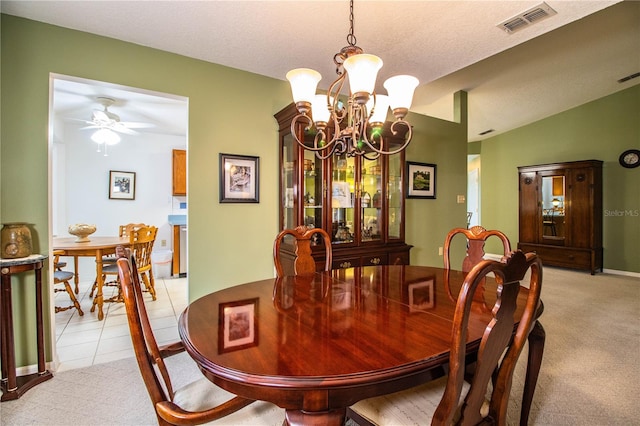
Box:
[480,85,640,272]
[1,15,468,367]
[405,91,469,266]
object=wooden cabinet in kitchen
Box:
[172,149,186,196]
[274,103,412,272]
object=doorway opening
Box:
[467,155,480,228]
[49,74,189,370]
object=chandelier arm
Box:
[361,120,413,156]
[327,75,348,123]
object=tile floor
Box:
[53,273,188,373]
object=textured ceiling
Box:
[3,0,638,141]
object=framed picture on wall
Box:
[108,170,136,200]
[406,161,436,199]
[219,153,260,203]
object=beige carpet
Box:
[1,267,639,425]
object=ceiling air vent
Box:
[498,2,557,34]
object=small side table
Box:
[1,254,53,401]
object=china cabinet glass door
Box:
[302,149,323,228]
[361,157,382,242]
[387,152,403,240]
[281,133,296,230]
[331,153,356,245]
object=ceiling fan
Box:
[81,96,154,135]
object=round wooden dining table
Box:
[178,265,543,426]
[53,236,130,320]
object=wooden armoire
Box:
[517,160,603,274]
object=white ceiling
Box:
[4,0,639,141]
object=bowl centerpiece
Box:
[68,224,97,243]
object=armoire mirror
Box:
[541,176,565,240]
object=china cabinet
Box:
[517,160,602,274]
[275,103,412,272]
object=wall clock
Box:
[619,149,640,168]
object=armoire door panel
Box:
[518,172,539,243]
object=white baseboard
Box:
[486,252,640,278]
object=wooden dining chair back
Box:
[116,246,281,425]
[273,226,332,277]
[443,226,512,272]
[130,225,158,300]
[53,250,84,316]
[92,222,150,298]
[94,225,158,304]
[435,250,542,425]
[350,250,543,426]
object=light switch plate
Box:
[457,195,466,203]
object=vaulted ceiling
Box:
[3,1,638,141]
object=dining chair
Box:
[115,246,283,425]
[91,222,148,297]
[542,209,557,236]
[443,225,512,273]
[348,250,543,426]
[53,250,84,316]
[93,225,158,305]
[53,254,78,294]
[273,226,332,277]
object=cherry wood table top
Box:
[179,265,531,425]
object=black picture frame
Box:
[219,153,260,203]
[108,170,136,200]
[406,161,436,199]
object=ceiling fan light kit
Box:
[286,0,418,160]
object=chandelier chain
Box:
[347,0,357,47]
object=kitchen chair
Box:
[115,247,283,425]
[348,250,543,426]
[54,254,78,294]
[53,250,84,316]
[93,225,158,305]
[273,226,332,277]
[91,222,148,297]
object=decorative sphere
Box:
[68,224,97,242]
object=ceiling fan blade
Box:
[119,121,155,129]
[111,123,139,135]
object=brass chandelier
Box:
[286,0,419,160]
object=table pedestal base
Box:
[285,408,345,426]
[1,370,53,401]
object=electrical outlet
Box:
[438,247,443,256]
[161,239,167,247]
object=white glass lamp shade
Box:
[286,68,322,106]
[343,54,383,96]
[91,128,121,145]
[312,95,333,124]
[366,94,390,125]
[384,75,419,110]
